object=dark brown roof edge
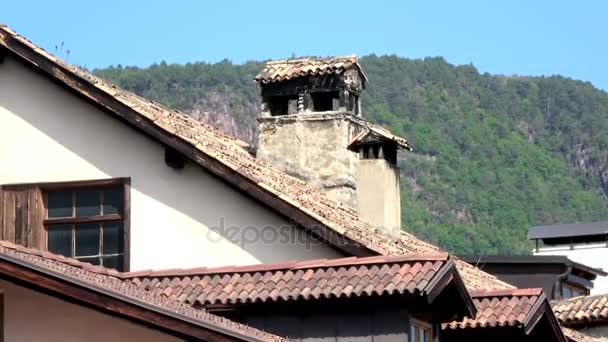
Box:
[0,251,283,342]
[523,296,568,342]
[424,259,478,320]
[460,255,608,277]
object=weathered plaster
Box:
[257,112,360,207]
[356,159,401,237]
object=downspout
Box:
[553,265,573,299]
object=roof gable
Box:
[444,288,567,342]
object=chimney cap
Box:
[347,117,413,152]
[255,55,368,85]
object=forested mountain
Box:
[94,55,608,255]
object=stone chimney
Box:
[254,56,411,234]
[349,143,402,237]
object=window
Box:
[311,91,339,112]
[561,282,588,299]
[43,179,129,271]
[410,318,433,342]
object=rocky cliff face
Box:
[187,89,260,145]
[571,144,608,198]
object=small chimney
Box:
[254,56,367,206]
[254,55,412,221]
[352,143,401,237]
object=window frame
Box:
[41,178,131,271]
[410,317,434,342]
[561,281,588,299]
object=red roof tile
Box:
[124,254,466,307]
[0,240,286,341]
[255,56,367,84]
[443,288,545,330]
[0,22,512,293]
[553,293,608,325]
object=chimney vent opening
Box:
[267,95,299,116]
[311,91,340,112]
[358,144,397,166]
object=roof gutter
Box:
[553,265,573,300]
[0,253,270,342]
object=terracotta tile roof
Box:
[0,23,512,293]
[255,55,367,84]
[553,293,608,325]
[562,328,599,342]
[443,288,546,330]
[0,240,286,342]
[122,254,474,309]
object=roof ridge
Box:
[469,288,543,298]
[266,55,358,65]
[123,253,451,279]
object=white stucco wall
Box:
[0,280,183,342]
[535,244,608,294]
[0,56,343,271]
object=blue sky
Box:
[3,0,607,89]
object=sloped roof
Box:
[528,221,608,240]
[0,23,511,292]
[444,288,567,342]
[123,254,474,318]
[0,240,286,342]
[347,115,413,151]
[553,293,608,326]
[255,55,368,84]
[459,255,608,279]
[444,289,545,330]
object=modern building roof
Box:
[528,221,608,240]
[443,288,566,341]
[0,240,286,342]
[123,253,475,319]
[553,293,608,326]
[255,55,368,85]
[460,255,608,278]
[0,22,512,293]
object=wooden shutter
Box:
[0,185,45,248]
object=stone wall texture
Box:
[257,112,359,207]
